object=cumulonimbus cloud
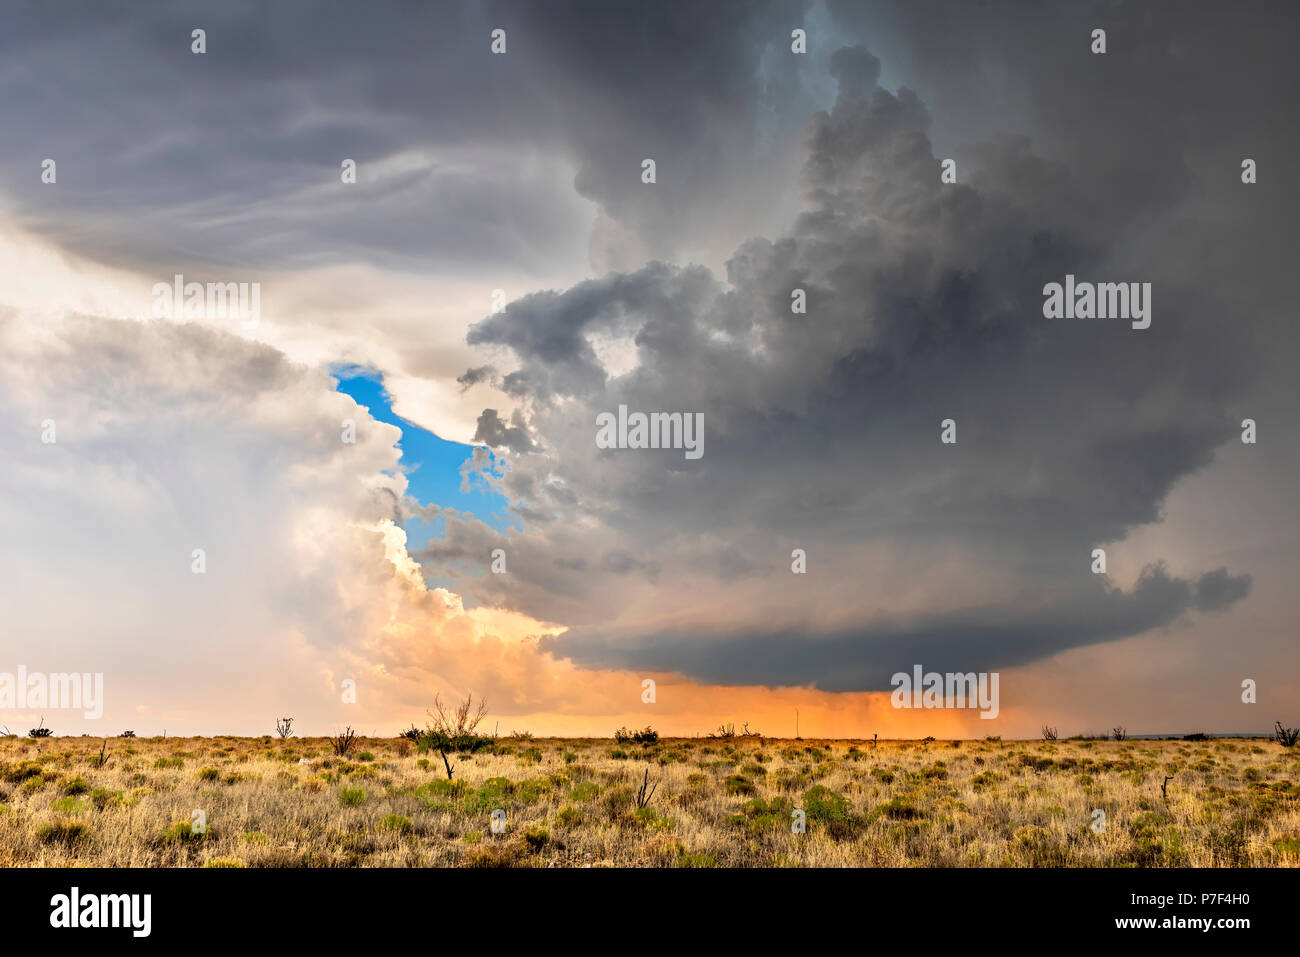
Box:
[449,45,1255,688]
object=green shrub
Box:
[338,785,367,806]
[37,819,90,845]
[161,820,207,843]
[602,786,635,819]
[568,782,601,802]
[418,778,469,800]
[614,726,659,745]
[90,787,123,810]
[800,785,859,838]
[724,774,756,796]
[378,814,413,834]
[2,761,44,782]
[557,805,585,827]
[463,777,515,815]
[873,796,923,820]
[1271,837,1300,859]
[524,826,550,852]
[729,796,794,835]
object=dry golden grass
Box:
[1,734,1297,867]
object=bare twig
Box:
[635,767,659,810]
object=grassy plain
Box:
[1,734,1297,867]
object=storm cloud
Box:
[0,0,817,277]
[445,27,1282,688]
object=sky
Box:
[0,0,1296,739]
[333,368,514,552]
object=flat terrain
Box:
[1,735,1297,867]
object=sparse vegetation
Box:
[614,726,659,745]
[0,733,1293,867]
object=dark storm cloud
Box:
[457,365,498,391]
[0,0,814,275]
[822,1,1300,370]
[454,23,1282,686]
[498,0,816,259]
[466,261,719,401]
[472,407,536,454]
[1192,568,1252,614]
[540,563,1252,691]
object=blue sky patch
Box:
[333,366,514,550]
